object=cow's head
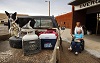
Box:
[5,11,17,22]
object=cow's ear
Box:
[5,11,9,16]
[13,12,17,16]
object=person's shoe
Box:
[68,47,72,51]
[75,52,78,55]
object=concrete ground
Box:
[60,28,100,58]
[60,41,100,63]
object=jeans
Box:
[71,41,81,52]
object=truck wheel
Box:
[9,36,22,49]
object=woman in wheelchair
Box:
[68,30,84,55]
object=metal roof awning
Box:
[68,0,91,5]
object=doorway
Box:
[86,13,97,34]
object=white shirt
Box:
[74,26,84,34]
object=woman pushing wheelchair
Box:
[68,22,84,55]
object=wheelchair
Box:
[71,38,85,52]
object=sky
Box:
[0,0,72,16]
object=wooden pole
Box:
[49,1,50,16]
[96,13,99,35]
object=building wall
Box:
[55,12,72,29]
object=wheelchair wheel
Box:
[81,40,84,51]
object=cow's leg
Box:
[17,33,20,37]
[13,30,17,37]
[16,28,21,38]
[9,29,11,34]
[8,20,10,30]
[9,27,13,36]
[17,30,20,38]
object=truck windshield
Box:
[34,18,53,28]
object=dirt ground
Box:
[0,25,100,63]
[0,24,9,41]
[60,41,100,63]
[0,41,53,63]
[0,24,8,35]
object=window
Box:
[34,18,53,28]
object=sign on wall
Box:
[75,0,100,11]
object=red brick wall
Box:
[55,12,72,29]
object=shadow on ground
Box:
[60,41,100,63]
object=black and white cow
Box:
[5,11,36,29]
[5,11,36,37]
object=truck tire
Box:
[9,36,22,49]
